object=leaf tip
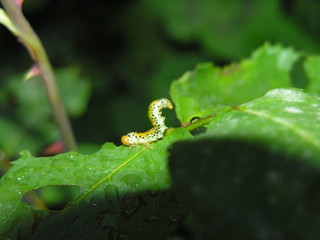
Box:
[0,8,19,36]
[19,150,33,159]
[101,142,117,150]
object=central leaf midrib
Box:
[244,109,320,149]
[30,146,147,238]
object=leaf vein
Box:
[244,109,320,149]
[31,146,146,238]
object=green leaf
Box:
[206,88,320,163]
[0,128,192,239]
[169,88,320,238]
[170,44,299,123]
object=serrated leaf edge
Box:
[30,146,147,238]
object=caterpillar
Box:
[121,98,173,146]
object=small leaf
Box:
[0,8,19,36]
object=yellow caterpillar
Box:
[121,98,173,146]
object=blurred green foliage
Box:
[0,0,320,157]
[0,66,91,158]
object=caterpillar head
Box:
[121,135,130,146]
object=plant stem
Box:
[185,116,213,132]
[1,0,77,151]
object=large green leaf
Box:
[170,44,299,123]
[0,128,191,239]
[169,88,320,239]
[206,88,320,163]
